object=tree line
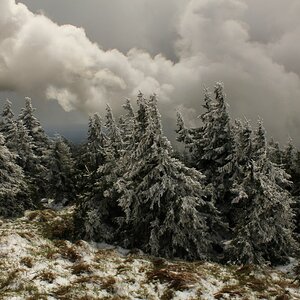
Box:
[0,83,299,265]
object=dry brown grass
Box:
[37,270,56,283]
[20,256,34,268]
[71,261,93,275]
[0,269,21,289]
[55,240,81,262]
[147,267,198,291]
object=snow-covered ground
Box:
[0,208,299,300]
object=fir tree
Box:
[82,113,107,173]
[47,135,76,205]
[0,134,32,217]
[105,104,123,157]
[116,94,222,260]
[75,112,123,242]
[0,100,19,152]
[75,140,123,242]
[18,97,50,155]
[18,97,50,199]
[175,111,193,146]
[268,138,283,165]
[120,99,136,150]
[179,84,235,207]
[283,138,296,177]
[227,121,297,264]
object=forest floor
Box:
[0,207,299,300]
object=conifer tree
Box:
[120,99,136,150]
[75,139,123,242]
[47,135,76,205]
[178,84,235,206]
[82,113,107,173]
[268,138,283,165]
[105,104,123,157]
[18,97,50,199]
[175,111,193,146]
[227,121,297,264]
[0,134,32,217]
[283,138,297,176]
[15,120,37,171]
[116,94,222,260]
[0,100,19,151]
[75,112,123,242]
[18,97,50,154]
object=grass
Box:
[1,207,300,300]
[71,261,93,275]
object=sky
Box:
[1,0,300,145]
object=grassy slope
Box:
[0,208,299,300]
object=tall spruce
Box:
[75,111,123,242]
[120,99,136,150]
[178,84,235,207]
[82,113,107,173]
[0,134,32,217]
[105,104,123,157]
[18,98,50,155]
[0,100,19,152]
[18,97,50,199]
[116,94,222,260]
[47,135,76,205]
[227,120,297,264]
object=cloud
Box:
[0,0,175,114]
[2,0,300,145]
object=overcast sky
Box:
[1,0,300,145]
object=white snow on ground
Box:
[0,207,299,300]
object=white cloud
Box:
[1,0,300,144]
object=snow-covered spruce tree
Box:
[0,134,32,217]
[116,94,223,260]
[14,120,44,202]
[81,113,108,174]
[179,84,235,208]
[105,104,123,157]
[175,111,194,147]
[227,120,297,265]
[15,120,37,171]
[74,111,124,242]
[268,138,283,165]
[281,139,300,234]
[283,138,297,177]
[188,87,215,170]
[18,97,50,155]
[119,99,136,150]
[18,97,50,199]
[0,100,19,152]
[47,135,76,205]
[227,119,253,227]
[1,100,14,132]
